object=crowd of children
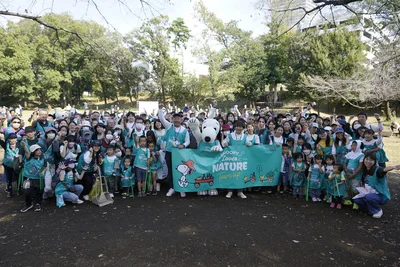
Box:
[0,104,398,219]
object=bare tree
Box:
[303,42,400,120]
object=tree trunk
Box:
[384,100,392,121]
[161,84,166,103]
[270,83,278,104]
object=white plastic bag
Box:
[157,150,168,180]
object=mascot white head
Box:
[201,119,220,143]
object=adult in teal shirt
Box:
[158,104,190,198]
[353,153,399,219]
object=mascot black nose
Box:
[205,136,211,142]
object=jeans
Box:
[353,193,388,215]
[293,186,303,197]
[309,189,321,198]
[62,185,84,202]
[3,165,16,193]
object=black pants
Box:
[77,172,95,195]
[333,196,343,204]
[165,151,173,189]
[25,179,43,206]
[3,165,16,192]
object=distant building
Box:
[270,0,376,66]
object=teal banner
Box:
[172,145,282,192]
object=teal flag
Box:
[172,145,282,192]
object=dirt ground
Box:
[0,173,399,267]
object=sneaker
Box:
[73,199,84,204]
[237,192,247,199]
[20,204,34,213]
[166,188,175,197]
[7,191,12,198]
[316,198,322,202]
[312,197,317,202]
[226,192,233,198]
[114,190,120,194]
[279,191,284,194]
[336,203,342,210]
[109,193,114,198]
[141,191,146,197]
[156,183,161,192]
[121,193,127,199]
[330,202,336,208]
[152,190,157,196]
[372,209,383,219]
[180,192,186,198]
[34,203,42,212]
[267,190,272,194]
[146,190,151,196]
[138,191,143,198]
[343,199,352,206]
[352,203,359,210]
[83,195,89,201]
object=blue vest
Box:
[134,147,149,169]
[2,142,19,167]
[365,166,391,201]
[228,133,247,146]
[198,140,220,152]
[23,156,45,179]
[102,156,116,176]
[164,126,187,152]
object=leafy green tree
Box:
[127,16,190,104]
[287,28,366,100]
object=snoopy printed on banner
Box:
[188,107,222,196]
[176,160,196,188]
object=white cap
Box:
[81,121,91,127]
[311,123,319,128]
[324,126,332,131]
[29,144,42,153]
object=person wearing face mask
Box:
[103,130,115,150]
[55,159,85,207]
[60,135,82,161]
[0,117,23,141]
[38,127,61,196]
[221,124,231,139]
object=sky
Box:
[0,0,267,74]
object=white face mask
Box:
[82,126,90,131]
[47,133,56,139]
[135,123,143,130]
[116,151,122,157]
[106,134,113,140]
[224,131,230,136]
[303,149,311,155]
[60,132,67,137]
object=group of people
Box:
[0,103,398,219]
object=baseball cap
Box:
[334,127,344,134]
[25,126,36,133]
[311,123,319,128]
[29,144,42,153]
